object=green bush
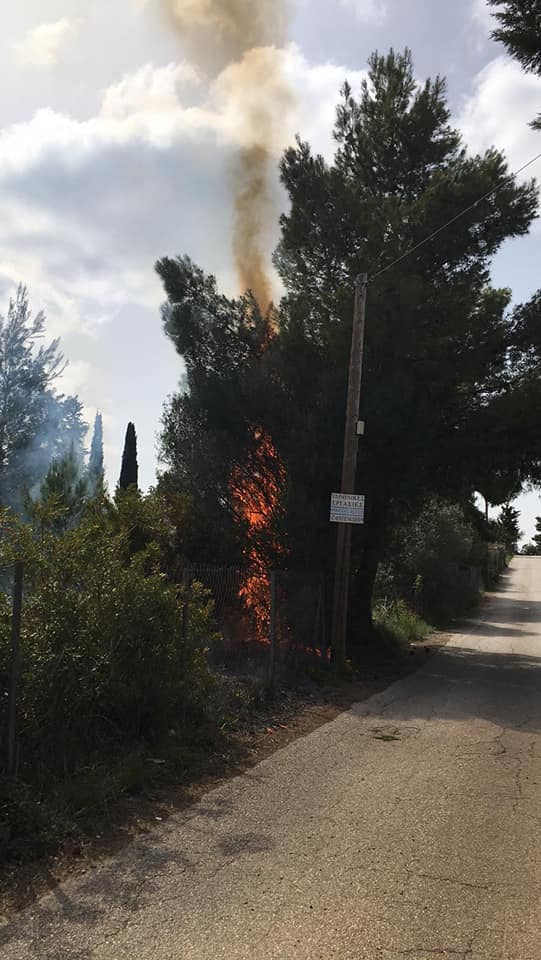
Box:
[373,599,432,647]
[0,778,64,861]
[0,494,220,843]
[377,498,479,622]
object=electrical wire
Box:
[369,150,541,283]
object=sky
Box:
[1,0,540,541]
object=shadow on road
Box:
[355,563,541,733]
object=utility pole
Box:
[331,274,368,665]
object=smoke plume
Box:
[162,0,293,311]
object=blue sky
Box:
[0,0,540,540]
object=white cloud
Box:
[0,47,361,180]
[458,57,541,175]
[471,0,493,29]
[0,45,365,486]
[339,0,386,24]
[13,18,79,68]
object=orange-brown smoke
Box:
[162,0,292,311]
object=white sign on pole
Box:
[330,493,365,525]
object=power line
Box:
[369,149,541,283]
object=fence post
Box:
[313,576,323,653]
[7,561,24,777]
[267,571,277,692]
[180,568,190,667]
[319,572,328,660]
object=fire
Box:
[231,428,286,638]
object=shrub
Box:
[373,599,432,647]
[377,498,479,622]
[0,496,219,788]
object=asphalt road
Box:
[2,557,541,959]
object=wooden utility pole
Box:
[7,561,24,777]
[331,274,368,665]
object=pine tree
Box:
[488,0,541,128]
[157,50,539,656]
[87,412,105,495]
[498,503,522,554]
[34,446,88,533]
[0,286,87,512]
[119,423,138,491]
[276,49,537,651]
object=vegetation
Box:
[0,287,87,513]
[376,499,479,623]
[119,422,139,491]
[157,50,539,658]
[2,39,540,870]
[0,491,218,863]
[32,448,88,534]
[497,503,522,555]
[373,600,432,648]
[87,412,105,495]
[488,0,541,129]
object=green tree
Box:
[488,0,541,129]
[156,257,279,566]
[118,422,139,491]
[0,287,63,503]
[87,411,105,495]
[276,49,537,652]
[157,50,539,657]
[0,287,87,510]
[33,447,88,533]
[376,497,477,622]
[497,503,522,554]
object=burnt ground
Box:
[0,630,447,921]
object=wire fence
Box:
[180,564,330,687]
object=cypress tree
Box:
[119,422,138,491]
[87,412,104,494]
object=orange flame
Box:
[231,428,286,638]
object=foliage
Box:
[0,778,64,863]
[488,0,541,129]
[376,498,479,622]
[87,412,105,495]
[373,599,432,647]
[119,422,139,491]
[0,286,87,512]
[497,503,522,554]
[0,492,220,861]
[275,48,538,647]
[157,49,539,655]
[30,447,88,534]
[112,485,174,557]
[156,256,282,567]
